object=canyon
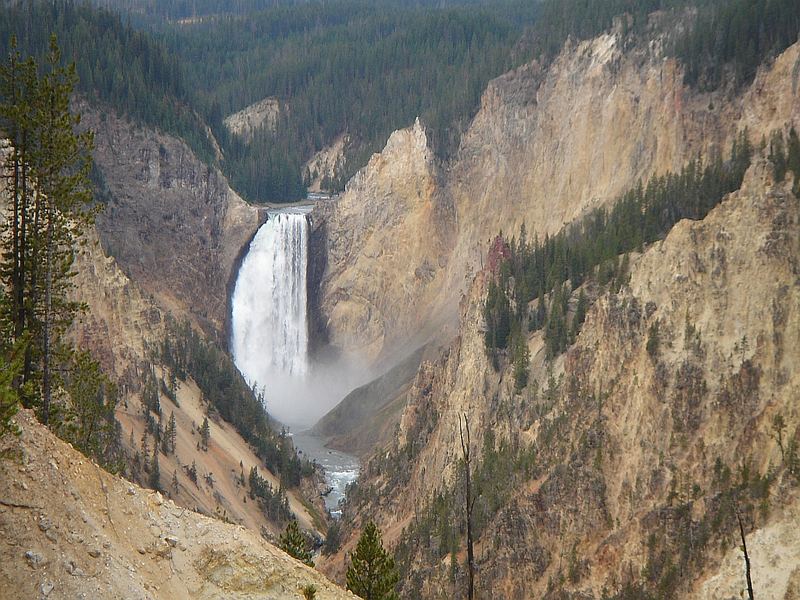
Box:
[0,410,355,600]
[3,9,800,599]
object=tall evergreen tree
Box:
[346,521,399,600]
[60,350,119,470]
[279,520,314,567]
[200,415,210,450]
[149,444,161,491]
[0,338,22,447]
[168,410,177,453]
[0,34,95,425]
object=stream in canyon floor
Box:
[290,431,360,518]
[230,206,360,519]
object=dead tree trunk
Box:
[736,509,755,600]
[459,414,475,600]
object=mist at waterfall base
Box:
[230,211,372,429]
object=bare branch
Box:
[0,499,43,510]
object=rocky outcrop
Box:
[0,410,355,600]
[83,103,260,339]
[304,134,349,193]
[314,27,800,595]
[224,97,281,143]
[312,118,455,364]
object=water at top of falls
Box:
[231,206,374,429]
[231,211,310,423]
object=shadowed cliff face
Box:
[314,34,800,369]
[82,104,260,341]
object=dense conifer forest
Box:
[164,0,536,200]
[2,0,798,202]
[0,1,217,163]
[526,0,800,81]
[0,0,535,201]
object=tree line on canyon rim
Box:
[483,126,800,387]
[483,131,755,380]
[3,0,797,204]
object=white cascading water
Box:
[231,207,366,500]
[231,211,310,423]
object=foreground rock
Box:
[0,411,355,600]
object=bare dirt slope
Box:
[0,411,354,600]
[116,368,323,538]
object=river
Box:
[291,431,359,518]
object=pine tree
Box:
[171,469,179,495]
[63,351,118,469]
[37,37,95,426]
[200,416,210,451]
[0,340,22,447]
[571,289,587,341]
[0,35,94,424]
[787,127,800,195]
[141,432,150,471]
[149,444,160,491]
[346,521,399,600]
[279,520,314,567]
[159,413,169,455]
[0,37,39,404]
[168,410,177,453]
[512,335,529,393]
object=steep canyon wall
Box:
[316,31,800,598]
[82,104,261,340]
[315,32,800,368]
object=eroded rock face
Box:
[69,227,165,382]
[224,97,281,143]
[332,156,800,598]
[317,34,800,597]
[82,104,260,339]
[315,34,800,367]
[312,118,455,364]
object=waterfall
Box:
[231,211,310,420]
